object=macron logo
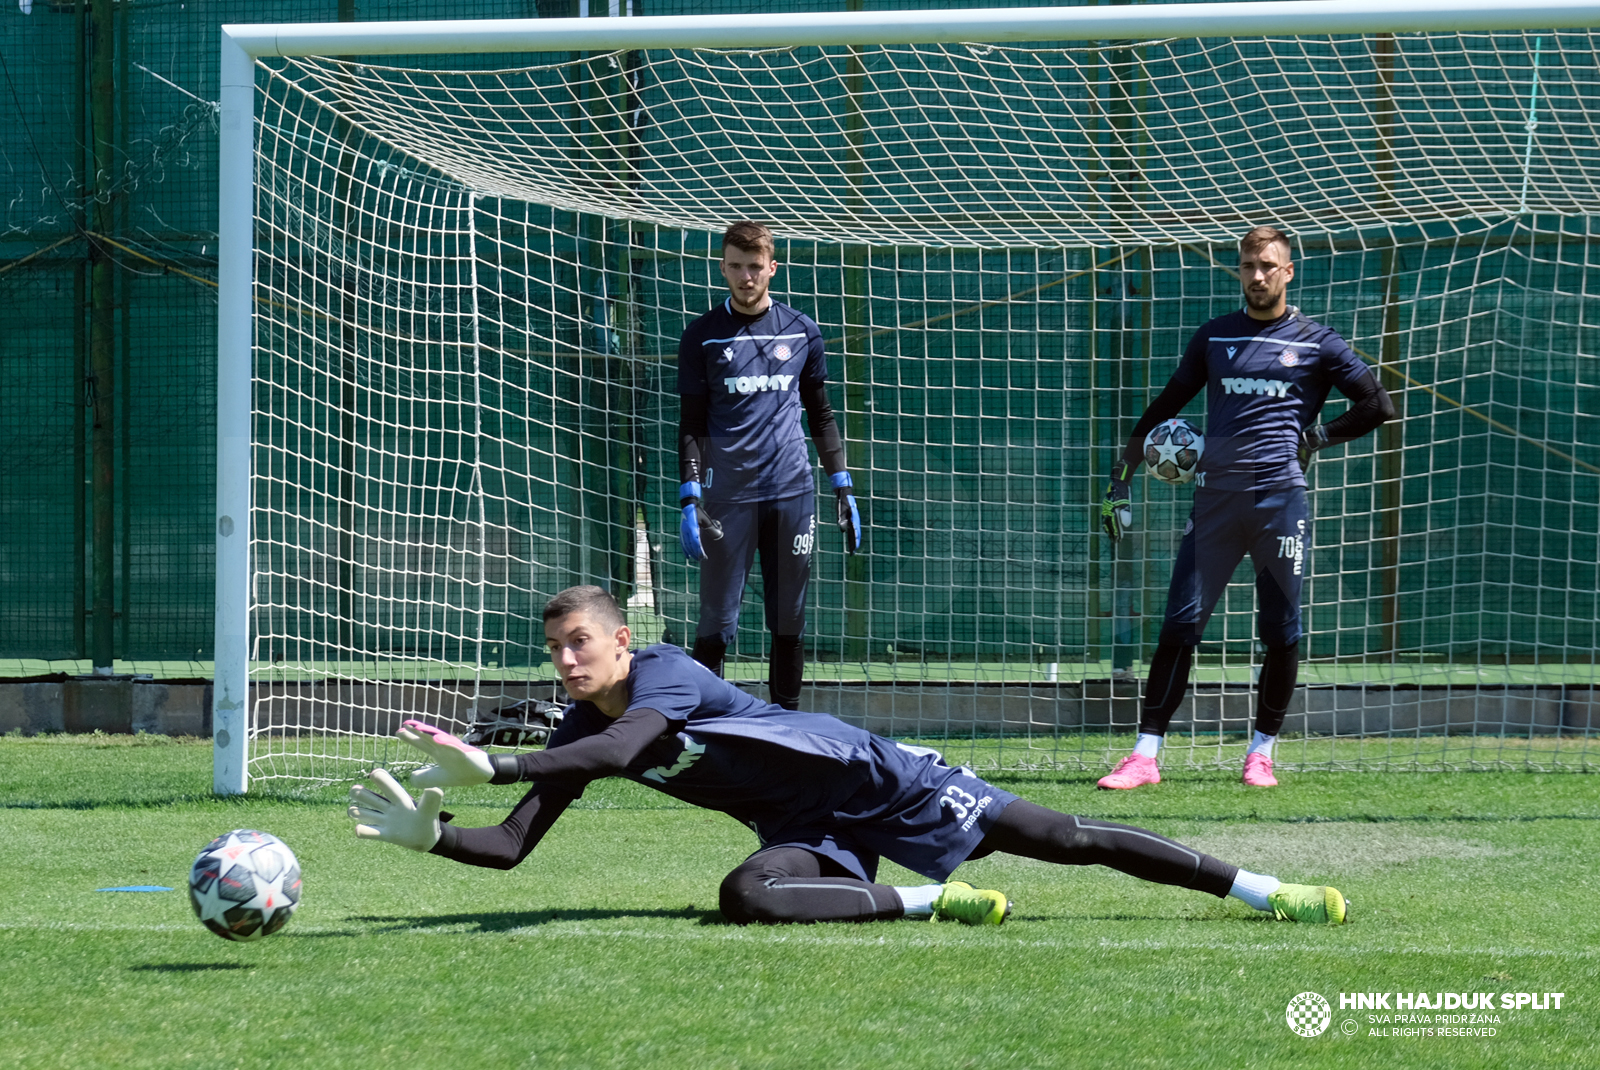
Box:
[642,736,707,783]
[724,374,795,395]
[1221,377,1292,398]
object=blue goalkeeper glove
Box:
[679,481,707,561]
[832,471,861,555]
[1100,461,1133,543]
[678,481,722,561]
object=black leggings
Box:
[719,847,904,924]
[718,799,1238,924]
[1139,639,1300,738]
[692,634,804,711]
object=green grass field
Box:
[3,734,1597,1069]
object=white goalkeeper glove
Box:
[398,719,494,789]
[349,768,444,852]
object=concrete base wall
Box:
[252,681,557,737]
[1,680,1595,739]
[803,682,1599,738]
[0,679,213,736]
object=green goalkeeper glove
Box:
[1100,461,1133,543]
[1298,424,1331,470]
[348,768,444,852]
[399,719,495,789]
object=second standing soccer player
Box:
[1099,226,1396,789]
[676,221,860,710]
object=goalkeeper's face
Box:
[545,612,633,710]
[720,245,779,315]
[1239,241,1294,319]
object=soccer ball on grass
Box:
[1143,418,1204,485]
[188,829,302,941]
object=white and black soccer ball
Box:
[1143,418,1205,485]
[188,829,302,942]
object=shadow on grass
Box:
[2,790,350,811]
[1085,811,1600,825]
[130,962,256,973]
[343,908,1271,930]
[343,907,727,933]
[2,791,693,812]
[1032,911,1279,924]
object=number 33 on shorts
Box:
[939,785,979,821]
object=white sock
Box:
[1228,869,1282,912]
[1247,731,1276,758]
[896,884,942,916]
[1134,732,1163,759]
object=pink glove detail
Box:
[398,719,494,788]
[401,719,473,753]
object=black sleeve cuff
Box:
[489,753,522,785]
[430,821,462,856]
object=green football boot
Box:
[1268,883,1350,924]
[931,880,1011,925]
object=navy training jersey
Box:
[678,299,829,504]
[1173,307,1377,491]
[546,645,883,839]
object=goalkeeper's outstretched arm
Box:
[401,710,666,789]
[481,709,669,786]
[348,767,570,864]
[428,784,578,870]
[430,709,669,868]
[361,709,672,869]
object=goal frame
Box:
[215,0,1600,792]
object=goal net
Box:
[226,10,1600,788]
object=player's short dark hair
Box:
[1239,225,1292,260]
[722,220,775,258]
[542,585,626,631]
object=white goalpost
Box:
[217,2,1600,792]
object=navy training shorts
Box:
[696,491,816,642]
[752,737,1019,884]
[1160,483,1309,650]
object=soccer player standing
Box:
[1098,226,1396,789]
[676,221,860,710]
